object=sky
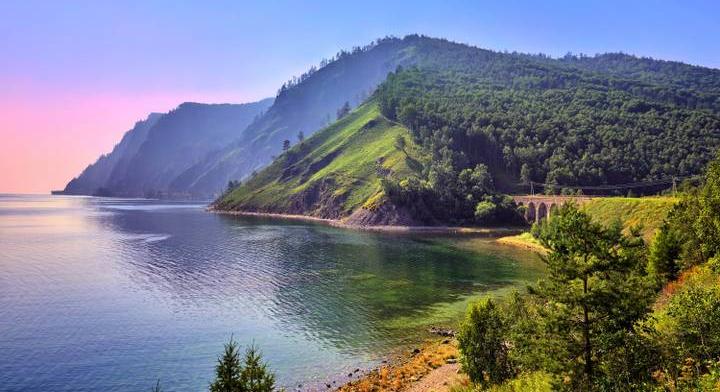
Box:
[2,0,720,193]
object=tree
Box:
[226,180,241,194]
[532,204,652,390]
[394,134,406,153]
[282,139,290,152]
[520,163,531,185]
[458,298,513,387]
[647,222,682,284]
[210,339,278,392]
[210,337,243,392]
[297,131,304,144]
[336,101,351,119]
[239,345,276,392]
[474,200,496,223]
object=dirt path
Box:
[403,363,462,392]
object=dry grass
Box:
[338,340,459,392]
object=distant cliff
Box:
[61,113,162,196]
[59,99,273,199]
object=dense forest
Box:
[376,39,720,193]
[455,151,720,391]
[219,35,720,226]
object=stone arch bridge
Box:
[511,195,594,223]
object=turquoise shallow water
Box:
[0,195,541,391]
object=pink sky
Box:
[0,79,257,194]
[3,1,718,195]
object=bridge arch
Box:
[526,202,536,222]
[537,203,548,222]
[511,195,593,224]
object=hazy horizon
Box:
[2,0,720,193]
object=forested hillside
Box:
[376,40,720,192]
[218,36,720,225]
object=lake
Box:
[0,195,542,391]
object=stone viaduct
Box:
[511,195,594,223]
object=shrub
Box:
[458,298,513,387]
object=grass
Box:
[450,372,552,392]
[217,101,425,216]
[495,196,678,253]
[495,232,546,254]
[580,196,678,241]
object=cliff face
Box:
[103,99,273,198]
[60,99,272,199]
[61,113,162,195]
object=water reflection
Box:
[0,195,542,391]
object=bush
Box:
[647,266,720,389]
[458,298,513,387]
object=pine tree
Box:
[336,101,351,119]
[394,134,406,153]
[532,204,652,390]
[210,338,243,392]
[282,139,290,151]
[239,345,276,392]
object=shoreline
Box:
[211,207,541,392]
[336,338,462,392]
[209,208,526,236]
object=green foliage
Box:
[645,265,720,390]
[474,201,496,222]
[531,204,653,390]
[210,338,243,392]
[240,345,276,392]
[376,58,720,193]
[217,102,427,217]
[210,338,277,392]
[652,152,720,280]
[486,372,552,392]
[458,298,513,387]
[226,180,242,194]
[394,134,406,152]
[647,222,682,283]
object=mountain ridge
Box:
[216,35,720,226]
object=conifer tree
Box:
[239,345,276,392]
[210,338,243,392]
[532,204,652,390]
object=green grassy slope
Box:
[498,196,678,251]
[215,102,426,218]
[581,196,678,241]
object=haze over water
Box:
[0,195,541,391]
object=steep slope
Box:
[104,99,273,198]
[214,102,426,223]
[60,113,162,195]
[216,36,720,225]
[581,196,678,241]
[178,37,434,196]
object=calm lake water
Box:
[0,195,542,391]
